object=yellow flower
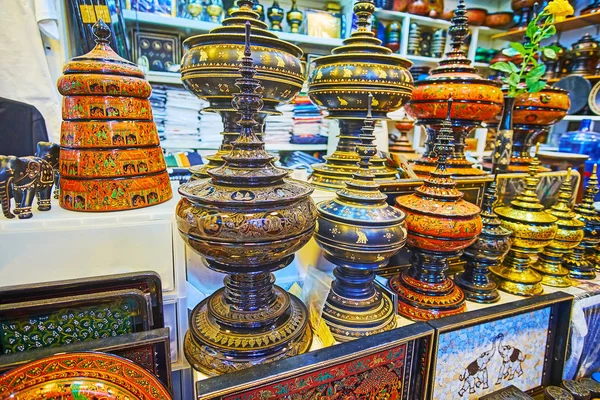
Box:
[545,0,574,22]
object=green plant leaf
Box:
[502,47,520,57]
[542,47,557,59]
[526,75,541,88]
[541,25,557,40]
[526,64,546,79]
[507,73,520,87]
[508,62,520,73]
[510,42,527,56]
[548,45,562,53]
[491,61,514,73]
[526,21,537,40]
[528,80,547,93]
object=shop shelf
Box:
[491,12,600,41]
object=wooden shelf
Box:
[122,10,344,49]
[147,71,183,85]
[491,12,600,41]
[562,115,600,121]
[547,74,600,83]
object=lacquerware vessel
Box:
[507,87,570,172]
[314,95,407,341]
[307,0,413,190]
[565,164,600,279]
[405,0,503,178]
[176,24,314,375]
[389,100,482,320]
[491,145,558,296]
[389,117,418,159]
[455,178,511,303]
[532,169,583,287]
[181,0,303,179]
[56,20,172,212]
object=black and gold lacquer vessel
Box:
[181,0,303,179]
[176,24,314,375]
[532,169,584,287]
[491,146,558,296]
[314,95,407,342]
[286,0,303,34]
[454,178,511,303]
[307,0,413,190]
[564,164,600,279]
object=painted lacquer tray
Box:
[0,352,172,399]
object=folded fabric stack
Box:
[159,87,205,149]
[264,104,294,144]
[149,85,167,138]
[199,110,225,149]
[291,93,329,145]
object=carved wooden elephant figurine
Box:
[35,142,60,199]
[0,155,55,219]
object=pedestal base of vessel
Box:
[489,248,544,296]
[190,111,269,180]
[564,245,597,279]
[310,119,399,190]
[322,267,396,342]
[388,250,466,321]
[531,251,573,288]
[454,269,501,304]
[184,258,312,376]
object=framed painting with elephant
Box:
[427,292,573,399]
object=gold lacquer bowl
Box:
[495,208,557,250]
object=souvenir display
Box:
[267,0,284,31]
[569,33,600,76]
[389,117,418,159]
[428,292,573,399]
[567,164,600,278]
[0,271,164,329]
[419,27,433,57]
[554,76,592,115]
[195,323,432,399]
[491,147,558,296]
[0,289,151,354]
[286,0,303,33]
[57,20,172,212]
[562,380,591,400]
[543,40,567,80]
[405,0,503,178]
[253,0,266,21]
[431,28,446,58]
[389,101,482,321]
[484,12,514,28]
[582,0,600,15]
[0,352,172,400]
[385,20,401,52]
[407,23,421,55]
[0,154,54,219]
[507,86,569,172]
[465,8,487,25]
[176,25,315,375]
[0,328,172,391]
[181,0,303,179]
[132,30,180,72]
[579,378,600,397]
[307,0,413,190]
[409,65,430,81]
[314,95,407,341]
[532,169,584,287]
[455,179,511,303]
[545,386,575,400]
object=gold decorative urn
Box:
[314,95,407,341]
[176,25,314,375]
[404,0,503,179]
[181,0,303,179]
[307,0,414,190]
[532,169,583,287]
[491,146,558,296]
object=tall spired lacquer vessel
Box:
[491,146,558,296]
[176,24,314,375]
[314,95,407,341]
[532,168,584,287]
[405,0,503,179]
[389,100,482,320]
[307,0,414,190]
[181,0,303,179]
